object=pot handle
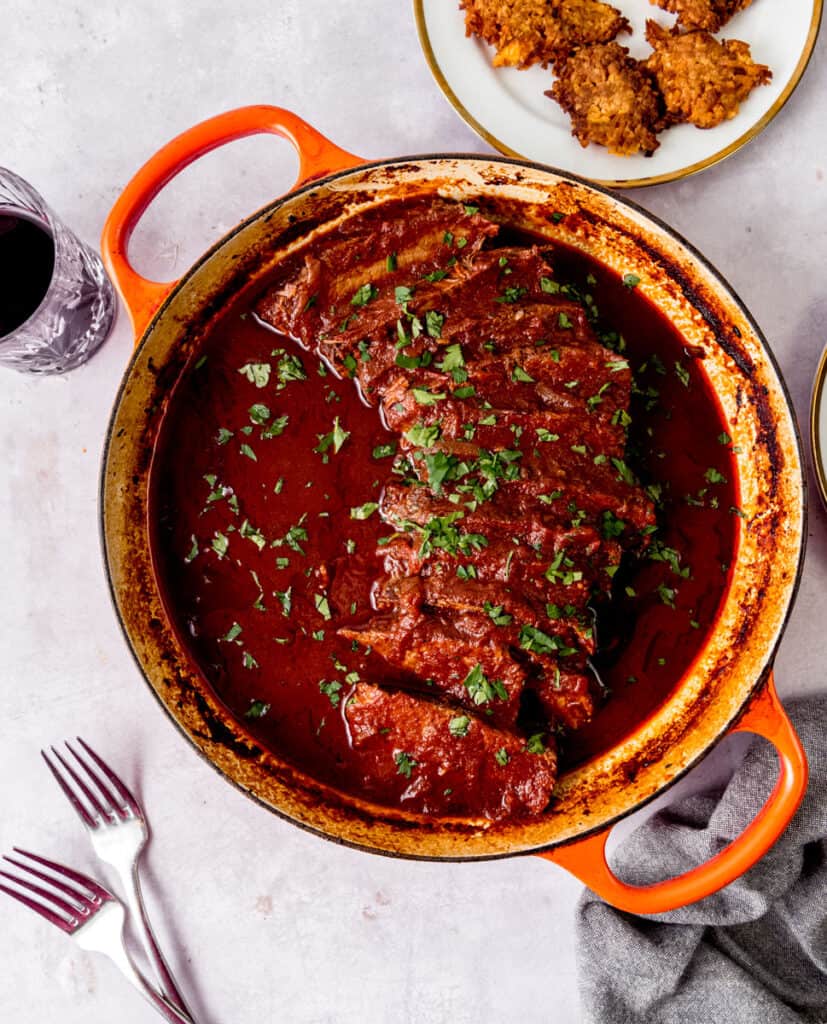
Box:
[100,105,364,338]
[538,673,807,914]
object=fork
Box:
[0,849,191,1023]
[42,738,194,1021]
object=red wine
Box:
[0,213,55,337]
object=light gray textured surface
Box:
[0,3,825,1022]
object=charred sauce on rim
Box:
[150,233,738,816]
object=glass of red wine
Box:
[0,168,115,373]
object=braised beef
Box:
[345,682,557,819]
[256,198,656,819]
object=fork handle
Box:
[117,955,194,1024]
[75,901,193,1024]
[125,861,196,1020]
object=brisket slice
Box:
[340,608,526,729]
[346,682,557,819]
[256,198,497,350]
[529,670,596,732]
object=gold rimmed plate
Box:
[812,345,827,511]
[414,0,822,188]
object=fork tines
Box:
[42,738,140,828]
[0,848,110,933]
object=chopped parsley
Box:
[394,751,417,778]
[237,362,270,387]
[511,365,534,383]
[705,467,728,485]
[449,715,471,737]
[415,512,484,557]
[315,416,350,455]
[405,422,441,448]
[350,283,378,307]
[244,700,270,719]
[395,349,433,370]
[275,519,308,555]
[412,388,446,406]
[544,549,582,587]
[622,273,641,289]
[248,403,270,425]
[463,663,508,705]
[611,457,637,486]
[272,352,305,387]
[350,502,379,520]
[425,310,444,338]
[222,622,243,643]
[484,601,513,626]
[496,286,527,304]
[319,679,342,707]
[239,519,266,551]
[262,414,289,439]
[275,587,292,617]
[601,511,626,540]
[436,343,467,382]
[519,624,559,656]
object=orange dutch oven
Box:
[100,106,808,914]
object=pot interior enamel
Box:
[101,156,804,858]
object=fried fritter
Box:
[645,20,771,129]
[547,42,662,155]
[649,0,754,33]
[459,0,630,69]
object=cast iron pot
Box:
[100,106,808,914]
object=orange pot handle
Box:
[100,105,364,338]
[539,673,808,914]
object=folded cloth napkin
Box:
[577,696,827,1024]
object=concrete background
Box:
[1,3,825,1021]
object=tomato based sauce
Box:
[150,218,738,818]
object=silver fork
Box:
[0,849,191,1023]
[42,738,194,1021]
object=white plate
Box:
[415,0,822,187]
[812,345,827,512]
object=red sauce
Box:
[150,239,737,810]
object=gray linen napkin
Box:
[577,696,827,1023]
